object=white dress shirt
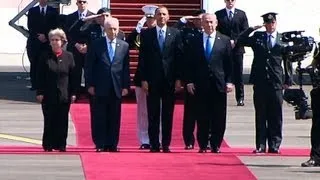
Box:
[78,9,88,20]
[226,7,235,18]
[203,31,216,51]
[106,36,117,61]
[266,31,277,48]
[39,5,47,14]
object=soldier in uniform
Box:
[174,9,205,150]
[126,5,158,150]
[301,46,320,167]
[237,12,292,154]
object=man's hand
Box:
[187,83,195,95]
[79,44,87,54]
[36,95,44,103]
[88,87,95,96]
[37,34,47,43]
[71,95,76,103]
[252,25,264,31]
[283,84,290,89]
[122,89,129,96]
[141,81,148,95]
[225,83,234,93]
[230,40,235,49]
[175,80,182,93]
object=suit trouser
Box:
[136,87,162,145]
[183,88,197,146]
[310,88,320,162]
[232,53,244,101]
[41,102,70,149]
[197,80,227,149]
[89,95,97,145]
[253,83,283,150]
[147,84,175,148]
[93,90,121,149]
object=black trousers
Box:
[232,53,244,101]
[147,84,175,149]
[89,95,97,145]
[41,102,70,149]
[183,88,196,147]
[196,80,227,149]
[310,88,320,162]
[93,90,121,149]
[253,84,283,150]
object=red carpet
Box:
[70,103,257,180]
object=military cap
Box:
[97,7,111,15]
[261,12,277,23]
[142,5,158,18]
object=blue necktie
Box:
[228,11,233,21]
[205,36,213,61]
[108,42,114,62]
[267,34,273,49]
[158,29,165,51]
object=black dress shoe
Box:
[198,149,207,153]
[150,147,161,153]
[139,144,151,150]
[301,158,320,167]
[268,149,280,154]
[237,99,245,106]
[253,148,266,154]
[162,147,171,153]
[184,145,194,150]
[44,148,53,152]
[96,148,105,152]
[211,147,221,153]
[109,147,120,152]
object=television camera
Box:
[282,30,319,120]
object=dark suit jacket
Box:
[215,8,249,54]
[186,32,233,93]
[237,28,292,89]
[84,37,130,98]
[139,26,183,88]
[64,10,94,50]
[36,50,77,104]
[27,5,59,56]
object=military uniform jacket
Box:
[237,27,292,89]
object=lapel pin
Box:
[117,43,120,47]
[168,33,171,36]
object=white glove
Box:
[136,16,147,33]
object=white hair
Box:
[104,17,119,29]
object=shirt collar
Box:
[156,25,167,33]
[39,5,47,12]
[267,31,277,38]
[78,9,88,18]
[106,36,116,44]
[226,7,235,14]
[204,31,216,38]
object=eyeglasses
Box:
[50,38,61,41]
[77,1,87,4]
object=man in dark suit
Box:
[127,5,158,150]
[139,6,183,153]
[81,7,125,147]
[237,12,292,154]
[215,0,249,106]
[85,17,130,152]
[186,13,233,153]
[64,0,94,96]
[174,9,205,150]
[27,0,58,90]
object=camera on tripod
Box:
[282,31,316,120]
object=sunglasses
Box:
[77,1,87,4]
[50,38,61,41]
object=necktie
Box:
[158,29,165,52]
[267,34,273,49]
[108,41,114,62]
[228,11,233,21]
[205,36,213,61]
[41,8,45,16]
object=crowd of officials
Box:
[26,0,320,167]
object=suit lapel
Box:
[151,27,162,55]
[163,27,173,53]
[112,40,122,63]
[208,32,222,62]
[102,38,111,65]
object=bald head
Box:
[201,13,218,34]
[104,17,119,40]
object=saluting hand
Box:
[252,25,264,31]
[187,83,195,95]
